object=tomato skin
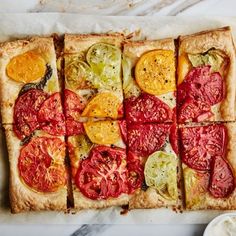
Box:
[13,89,48,139]
[127,151,144,194]
[125,93,173,124]
[209,156,235,198]
[75,146,128,200]
[118,120,127,144]
[180,124,227,171]
[64,89,85,136]
[38,92,66,136]
[127,123,170,157]
[18,137,67,192]
[169,124,179,155]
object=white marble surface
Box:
[1,0,236,235]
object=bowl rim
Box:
[203,212,236,236]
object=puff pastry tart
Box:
[177,27,236,123]
[67,120,129,210]
[122,39,176,124]
[180,123,236,210]
[63,34,124,137]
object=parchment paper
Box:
[0,13,236,225]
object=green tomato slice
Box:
[86,43,121,89]
[144,151,178,200]
[188,49,226,72]
[65,60,97,90]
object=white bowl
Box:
[203,213,236,236]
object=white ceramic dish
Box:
[203,213,236,236]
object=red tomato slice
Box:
[118,120,127,144]
[169,124,179,155]
[180,124,227,171]
[75,146,128,200]
[18,137,67,192]
[125,93,173,123]
[209,156,235,198]
[127,123,170,157]
[13,89,48,139]
[64,89,85,136]
[178,98,213,123]
[178,66,225,106]
[127,151,144,194]
[38,92,66,136]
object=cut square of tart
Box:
[180,122,236,210]
[177,27,236,123]
[67,120,129,210]
[64,34,124,131]
[122,39,176,124]
[126,122,181,209]
[3,125,68,213]
[0,37,63,125]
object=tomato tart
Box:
[180,122,236,210]
[122,39,176,124]
[177,27,236,123]
[3,125,68,213]
[127,123,181,209]
[0,37,63,126]
[64,34,124,131]
[67,120,129,209]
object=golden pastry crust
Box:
[3,126,67,213]
[183,122,236,210]
[72,184,128,210]
[0,37,60,124]
[64,33,124,54]
[178,27,236,121]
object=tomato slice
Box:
[38,92,66,136]
[7,51,46,83]
[135,50,176,95]
[125,93,173,123]
[178,98,213,123]
[75,146,128,200]
[13,89,48,139]
[209,156,235,198]
[82,92,122,119]
[127,123,170,157]
[84,121,120,145]
[127,151,144,194]
[64,89,85,136]
[18,137,67,192]
[178,65,225,106]
[169,124,179,155]
[180,124,227,171]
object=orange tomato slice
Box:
[84,120,120,145]
[135,50,176,95]
[82,92,121,119]
[6,51,46,83]
[177,53,192,85]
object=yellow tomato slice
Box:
[6,51,46,83]
[84,120,120,145]
[135,50,176,95]
[82,93,121,119]
[177,53,192,85]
